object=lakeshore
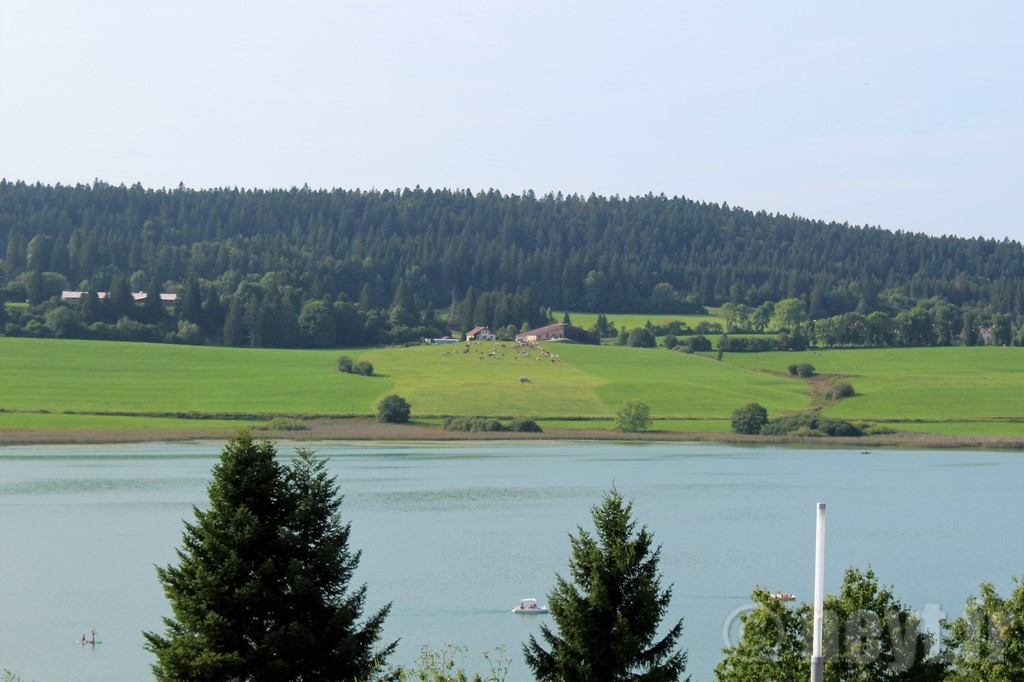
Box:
[1,415,1023,449]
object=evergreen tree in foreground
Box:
[144,432,395,681]
[524,488,687,681]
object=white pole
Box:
[811,502,826,682]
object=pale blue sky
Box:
[1,1,1021,242]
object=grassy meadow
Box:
[721,346,1024,422]
[569,310,725,332]
[1,336,1022,441]
[0,338,385,415]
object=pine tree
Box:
[144,432,394,681]
[524,488,688,681]
[176,272,203,325]
[281,449,396,679]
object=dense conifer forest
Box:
[1,179,1022,348]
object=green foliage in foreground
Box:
[717,567,945,681]
[944,577,1024,680]
[524,489,687,681]
[145,433,395,681]
[390,644,510,682]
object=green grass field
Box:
[2,336,1022,440]
[569,311,725,332]
[721,346,1024,422]
[0,338,386,415]
[357,341,808,419]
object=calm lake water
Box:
[0,441,1021,681]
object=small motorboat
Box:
[770,592,796,601]
[512,598,549,614]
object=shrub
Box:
[338,355,374,377]
[788,363,815,377]
[684,334,712,352]
[827,383,855,400]
[760,413,862,437]
[614,399,652,432]
[717,335,779,352]
[442,417,470,432]
[389,643,511,682]
[255,417,308,431]
[443,416,495,432]
[441,416,543,433]
[377,394,411,424]
[694,321,723,335]
[663,333,678,350]
[627,328,656,348]
[731,402,768,435]
[508,418,543,433]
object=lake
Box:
[0,441,1021,681]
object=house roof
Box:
[518,323,567,336]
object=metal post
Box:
[811,502,826,682]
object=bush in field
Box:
[760,413,862,437]
[663,333,678,350]
[508,418,543,433]
[442,416,543,433]
[684,334,712,352]
[377,394,411,424]
[730,402,768,435]
[338,356,374,376]
[255,417,308,431]
[444,417,498,432]
[787,363,815,377]
[826,383,855,400]
[628,328,656,348]
[614,399,652,432]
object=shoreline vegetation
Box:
[1,415,1023,449]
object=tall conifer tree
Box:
[524,488,687,681]
[144,432,394,681]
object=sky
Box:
[1,1,1021,243]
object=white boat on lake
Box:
[512,598,549,614]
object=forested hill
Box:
[1,180,1022,343]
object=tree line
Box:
[1,180,1023,348]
